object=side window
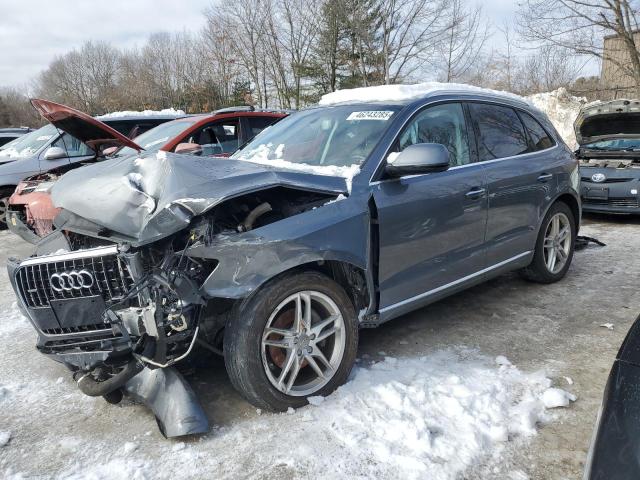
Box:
[247,116,279,139]
[396,103,470,167]
[469,103,529,161]
[51,133,93,157]
[184,120,240,155]
[519,111,555,151]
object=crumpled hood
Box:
[51,151,349,245]
[575,99,640,145]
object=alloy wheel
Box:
[261,290,345,396]
[543,212,572,274]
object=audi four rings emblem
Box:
[50,270,95,292]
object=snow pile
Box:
[96,108,185,119]
[320,82,526,106]
[526,88,587,149]
[258,350,562,479]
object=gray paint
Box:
[48,91,580,320]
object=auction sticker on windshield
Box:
[347,111,394,121]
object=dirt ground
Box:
[0,212,638,479]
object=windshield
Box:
[583,138,640,151]
[0,124,58,159]
[116,119,198,157]
[232,105,400,169]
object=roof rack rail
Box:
[214,105,255,114]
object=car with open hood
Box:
[6,105,287,243]
[6,84,580,437]
[0,103,182,232]
[577,99,640,214]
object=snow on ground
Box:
[0,229,576,480]
[96,108,185,119]
[526,88,587,149]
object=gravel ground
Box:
[0,213,638,479]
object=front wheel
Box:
[224,271,358,411]
[520,201,576,283]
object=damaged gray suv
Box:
[8,85,580,437]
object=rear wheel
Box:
[224,271,358,411]
[521,201,576,283]
[0,188,14,231]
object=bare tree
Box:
[518,0,640,95]
[439,0,491,82]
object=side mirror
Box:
[385,143,450,177]
[175,143,203,155]
[42,146,67,161]
[103,146,118,156]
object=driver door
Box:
[372,102,488,318]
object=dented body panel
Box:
[188,197,370,299]
[51,152,349,245]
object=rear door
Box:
[468,102,560,265]
[373,102,488,313]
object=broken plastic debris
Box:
[0,431,11,447]
[541,388,577,408]
[600,323,614,330]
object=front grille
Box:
[15,249,135,309]
[583,197,639,208]
[581,177,634,183]
[42,323,111,335]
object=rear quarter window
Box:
[519,111,556,151]
[469,103,530,161]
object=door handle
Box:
[465,187,486,199]
[537,173,553,182]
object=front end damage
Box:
[8,151,369,438]
[9,240,212,436]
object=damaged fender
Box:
[187,197,371,299]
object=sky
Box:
[0,0,211,87]
[0,0,596,89]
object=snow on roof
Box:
[319,82,528,106]
[96,108,186,119]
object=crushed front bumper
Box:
[7,246,137,370]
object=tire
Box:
[0,188,14,231]
[224,271,358,411]
[520,201,576,284]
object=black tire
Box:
[0,188,13,231]
[224,271,358,411]
[520,201,576,284]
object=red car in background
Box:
[7,104,288,243]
